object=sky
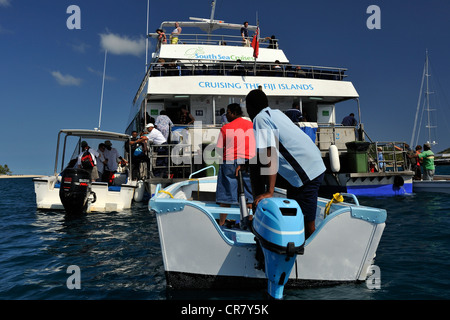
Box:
[1,0,450,175]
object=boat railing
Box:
[148,143,193,179]
[148,60,347,80]
[167,33,254,47]
[369,141,412,172]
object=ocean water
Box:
[1,168,449,301]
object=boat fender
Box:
[329,145,340,173]
[393,176,404,188]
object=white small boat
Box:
[34,129,140,213]
[413,175,450,194]
[150,174,386,298]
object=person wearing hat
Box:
[102,140,126,184]
[145,123,168,177]
[418,143,435,181]
[76,141,99,181]
[156,28,167,49]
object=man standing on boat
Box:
[77,141,99,182]
[418,143,435,181]
[102,140,126,184]
[170,22,182,44]
[241,21,250,47]
[245,89,326,238]
[215,103,256,226]
[144,123,168,177]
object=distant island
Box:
[0,175,44,179]
[438,147,450,155]
[0,164,44,178]
[0,164,11,175]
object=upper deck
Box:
[133,19,357,105]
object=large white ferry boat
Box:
[127,4,413,197]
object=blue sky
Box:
[1,0,450,175]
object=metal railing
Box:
[148,143,193,179]
[368,141,411,172]
[149,61,347,80]
[162,33,276,48]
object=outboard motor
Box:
[59,168,93,214]
[252,198,305,299]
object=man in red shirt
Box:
[215,103,256,226]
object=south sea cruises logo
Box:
[184,47,255,61]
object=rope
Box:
[158,190,174,198]
[324,193,344,217]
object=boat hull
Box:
[413,177,450,194]
[151,177,386,289]
[34,176,136,212]
[321,172,413,197]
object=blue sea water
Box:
[1,168,449,301]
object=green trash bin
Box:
[346,141,370,173]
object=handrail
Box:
[189,165,216,179]
[147,60,347,80]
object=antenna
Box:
[145,0,150,73]
[98,49,107,131]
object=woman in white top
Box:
[170,22,182,44]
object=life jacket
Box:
[81,150,94,169]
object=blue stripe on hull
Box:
[346,183,413,196]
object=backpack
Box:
[81,150,94,169]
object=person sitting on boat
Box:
[102,140,126,185]
[155,28,167,49]
[245,89,326,239]
[264,35,278,49]
[170,22,182,44]
[341,113,357,126]
[178,106,195,125]
[418,143,435,181]
[76,141,99,182]
[215,103,256,226]
[144,123,168,178]
[241,21,250,47]
[284,102,303,123]
[153,58,166,76]
[232,59,246,75]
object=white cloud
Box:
[99,32,146,57]
[0,0,11,7]
[51,71,82,86]
[70,42,89,54]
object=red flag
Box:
[251,26,260,58]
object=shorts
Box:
[286,172,324,222]
[216,161,253,205]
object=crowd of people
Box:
[71,86,438,239]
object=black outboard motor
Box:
[59,168,92,214]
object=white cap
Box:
[146,123,154,128]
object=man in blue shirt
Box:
[341,113,357,126]
[284,102,303,123]
[246,89,326,238]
